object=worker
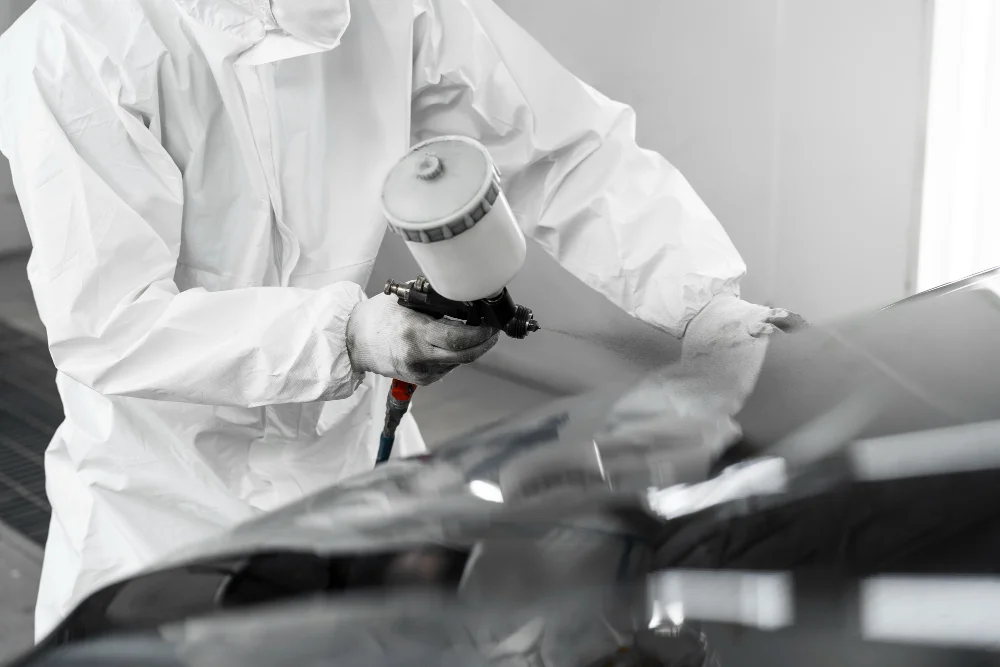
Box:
[0,0,802,640]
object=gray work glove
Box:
[677,293,806,407]
[346,293,500,386]
[683,294,806,356]
[594,295,807,483]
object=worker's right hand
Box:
[346,293,500,385]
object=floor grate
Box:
[0,322,59,546]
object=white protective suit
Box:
[0,0,754,640]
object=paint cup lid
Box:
[382,136,500,244]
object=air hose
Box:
[376,379,417,465]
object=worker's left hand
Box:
[594,295,802,470]
[682,294,806,357]
[671,294,806,415]
[756,308,809,336]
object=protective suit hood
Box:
[173,0,351,52]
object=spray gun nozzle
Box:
[384,280,410,299]
[386,276,539,338]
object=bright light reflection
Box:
[468,480,504,503]
[666,601,685,626]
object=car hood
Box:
[155,267,1000,564]
[20,269,1000,666]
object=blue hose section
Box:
[617,537,634,582]
[376,433,395,465]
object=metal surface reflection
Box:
[11,271,1000,666]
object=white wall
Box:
[372,0,934,394]
[0,0,34,255]
[492,0,932,319]
[770,0,932,317]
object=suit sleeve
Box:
[410,0,747,337]
[0,26,365,408]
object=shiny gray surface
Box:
[160,272,1000,570]
[15,267,1000,666]
[0,521,40,663]
[739,270,1000,448]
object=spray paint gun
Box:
[384,276,539,338]
[376,276,539,464]
[375,136,542,465]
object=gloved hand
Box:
[657,294,807,430]
[346,293,500,386]
[682,294,806,360]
